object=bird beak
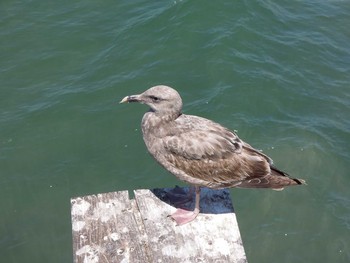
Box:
[120,96,129,103]
[119,94,141,104]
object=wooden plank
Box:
[134,187,247,263]
[71,191,150,263]
[71,187,247,263]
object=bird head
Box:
[120,85,183,119]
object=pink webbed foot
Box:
[170,208,199,225]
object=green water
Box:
[1,0,349,262]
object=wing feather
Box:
[161,116,272,188]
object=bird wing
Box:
[162,124,272,187]
[163,114,245,159]
[164,129,241,160]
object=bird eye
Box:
[149,95,161,102]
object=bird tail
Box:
[237,166,306,190]
[270,166,306,186]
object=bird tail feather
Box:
[236,167,306,189]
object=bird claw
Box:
[169,208,199,225]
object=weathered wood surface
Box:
[71,187,247,263]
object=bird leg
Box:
[170,186,201,225]
[166,185,195,206]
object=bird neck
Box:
[147,109,181,122]
[141,111,180,137]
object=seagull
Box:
[120,85,305,225]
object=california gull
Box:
[120,85,305,225]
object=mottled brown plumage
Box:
[120,85,305,224]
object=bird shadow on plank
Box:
[151,186,235,215]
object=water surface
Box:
[1,0,350,262]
